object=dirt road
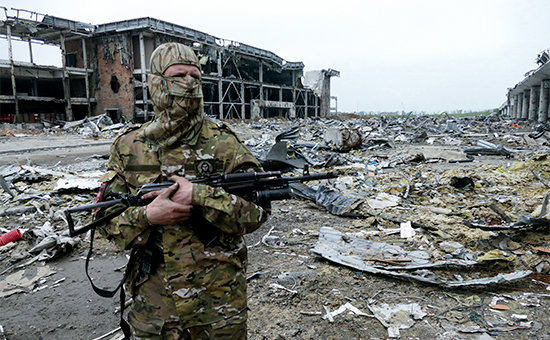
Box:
[0,134,113,167]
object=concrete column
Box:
[315,95,319,117]
[305,90,308,118]
[291,71,298,118]
[521,91,530,120]
[259,63,264,118]
[279,86,283,118]
[320,72,331,118]
[515,94,521,118]
[511,94,519,118]
[529,86,540,120]
[240,82,245,119]
[82,38,91,117]
[292,89,296,118]
[217,51,223,118]
[6,24,20,123]
[60,32,74,121]
[508,92,512,117]
[540,80,550,122]
[32,79,38,97]
[139,32,149,121]
[28,38,33,64]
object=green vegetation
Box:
[341,108,499,119]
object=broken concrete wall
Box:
[93,34,135,121]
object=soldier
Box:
[97,42,269,340]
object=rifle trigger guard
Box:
[120,194,145,207]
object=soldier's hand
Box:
[145,183,193,225]
[168,175,193,205]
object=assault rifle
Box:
[65,168,338,239]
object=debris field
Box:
[2,113,550,340]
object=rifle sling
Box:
[84,202,143,339]
[85,226,142,340]
[74,206,128,236]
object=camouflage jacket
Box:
[97,117,268,333]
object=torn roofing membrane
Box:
[311,227,532,288]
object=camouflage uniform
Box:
[98,43,268,339]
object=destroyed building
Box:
[0,8,339,124]
[502,48,550,122]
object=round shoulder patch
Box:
[196,160,215,176]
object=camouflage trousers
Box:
[131,321,247,340]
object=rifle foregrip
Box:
[138,182,175,195]
[253,187,292,204]
[221,171,281,182]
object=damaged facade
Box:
[0,8,339,123]
[502,48,550,122]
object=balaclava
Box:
[139,42,204,147]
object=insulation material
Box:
[0,266,56,298]
[301,70,323,96]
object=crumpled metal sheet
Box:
[314,185,365,216]
[0,174,15,198]
[529,123,550,139]
[310,227,532,288]
[464,140,514,157]
[275,123,300,142]
[290,183,365,216]
[262,141,307,170]
[290,182,317,201]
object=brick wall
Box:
[65,40,84,68]
[94,35,135,120]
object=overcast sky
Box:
[2,0,550,113]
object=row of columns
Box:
[213,51,319,120]
[506,80,550,122]
[5,21,92,122]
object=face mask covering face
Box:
[140,43,205,147]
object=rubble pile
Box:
[1,113,550,339]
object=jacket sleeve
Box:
[191,142,270,235]
[95,143,152,250]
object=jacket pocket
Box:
[127,308,165,336]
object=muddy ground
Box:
[2,119,550,340]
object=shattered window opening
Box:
[110,75,120,94]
